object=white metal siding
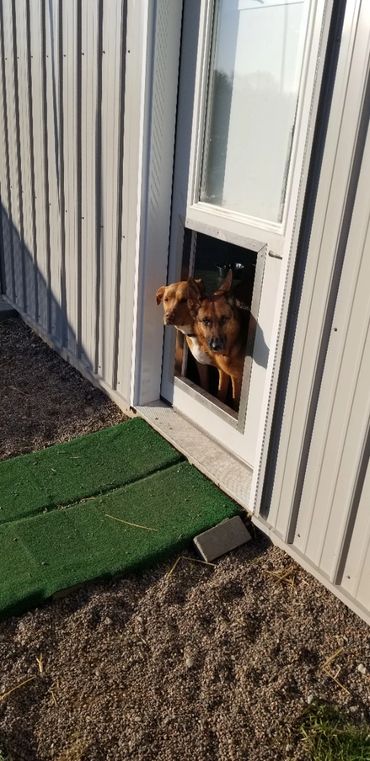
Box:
[294,124,370,579]
[129,0,183,405]
[0,0,132,404]
[254,0,370,624]
[342,459,370,613]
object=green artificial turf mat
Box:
[0,419,183,525]
[0,462,240,617]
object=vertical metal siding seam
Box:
[76,0,82,358]
[94,0,103,375]
[335,418,370,587]
[40,0,52,333]
[0,13,6,295]
[99,0,121,387]
[25,0,39,321]
[58,0,67,345]
[112,0,127,391]
[0,1,15,301]
[0,189,4,293]
[3,0,21,305]
[80,0,97,370]
[45,1,61,340]
[11,0,26,311]
[63,3,77,354]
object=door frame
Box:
[128,0,335,506]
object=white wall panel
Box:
[80,0,100,372]
[29,0,49,331]
[254,0,370,624]
[45,0,62,341]
[341,459,370,610]
[296,128,370,577]
[13,0,35,318]
[2,0,25,310]
[0,0,132,406]
[98,0,124,387]
[0,0,14,299]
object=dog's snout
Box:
[165,310,176,324]
[209,337,224,352]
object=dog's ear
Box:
[194,277,205,295]
[187,277,203,317]
[187,277,203,300]
[216,268,233,294]
[156,285,166,305]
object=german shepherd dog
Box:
[187,270,248,409]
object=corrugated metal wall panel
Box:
[98,0,125,388]
[259,0,369,537]
[63,1,79,355]
[293,124,370,580]
[80,0,100,372]
[0,1,14,297]
[15,0,37,321]
[254,0,370,623]
[45,0,62,341]
[1,0,25,309]
[29,0,50,331]
[128,0,183,405]
[0,0,130,403]
[112,0,146,403]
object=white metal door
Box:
[161,0,331,467]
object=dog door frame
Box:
[161,230,267,434]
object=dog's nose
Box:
[209,337,224,352]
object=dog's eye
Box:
[220,316,228,326]
[202,318,211,327]
[180,297,187,303]
[164,297,169,302]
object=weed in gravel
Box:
[299,702,370,760]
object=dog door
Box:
[176,231,265,420]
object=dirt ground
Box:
[0,318,125,460]
[0,317,369,761]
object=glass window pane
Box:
[200,0,309,222]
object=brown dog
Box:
[187,271,247,408]
[156,279,215,388]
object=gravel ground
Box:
[0,316,369,761]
